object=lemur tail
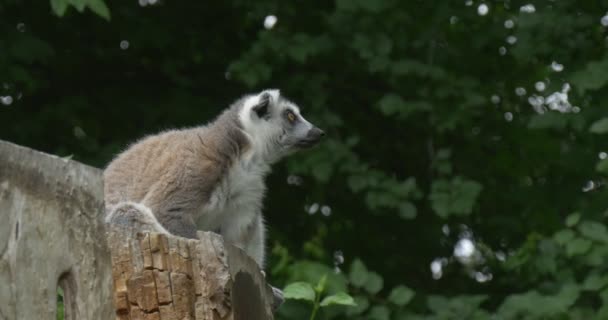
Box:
[105,201,170,235]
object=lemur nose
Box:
[308,127,325,140]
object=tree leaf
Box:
[565,238,592,257]
[345,296,370,316]
[596,159,608,174]
[314,274,328,294]
[68,0,86,12]
[50,0,68,16]
[283,282,315,302]
[87,0,110,20]
[377,93,430,119]
[528,113,568,130]
[368,305,390,320]
[288,261,348,294]
[578,221,608,244]
[363,271,383,294]
[349,259,368,288]
[388,285,415,306]
[553,229,575,245]
[590,118,608,134]
[565,212,581,227]
[377,93,405,116]
[320,292,357,307]
[583,273,608,291]
[430,177,483,218]
[398,202,417,219]
[571,58,608,94]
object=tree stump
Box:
[108,229,276,320]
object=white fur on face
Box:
[238,89,288,163]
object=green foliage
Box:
[528,113,568,130]
[320,293,356,307]
[348,259,368,288]
[497,284,580,319]
[590,118,608,134]
[57,287,64,320]
[429,177,483,218]
[426,295,489,319]
[283,275,356,320]
[284,282,316,302]
[571,57,608,94]
[565,212,581,227]
[388,285,415,306]
[578,221,608,244]
[4,0,608,319]
[50,0,110,20]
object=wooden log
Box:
[107,229,276,320]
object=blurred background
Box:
[2,0,608,319]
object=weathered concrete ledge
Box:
[0,140,113,319]
[0,140,275,320]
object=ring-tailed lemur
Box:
[104,89,324,270]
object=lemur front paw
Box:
[270,285,285,310]
[260,270,284,310]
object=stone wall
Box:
[0,140,113,319]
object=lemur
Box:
[104,89,324,271]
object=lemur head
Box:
[238,89,325,162]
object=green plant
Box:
[283,275,356,320]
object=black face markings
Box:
[252,93,271,119]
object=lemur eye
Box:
[286,111,296,123]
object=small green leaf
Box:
[430,177,483,218]
[388,285,415,306]
[528,113,567,130]
[579,221,608,244]
[554,229,575,245]
[585,246,608,266]
[398,202,417,219]
[571,58,608,94]
[377,93,430,119]
[368,305,390,320]
[349,259,368,287]
[364,272,383,294]
[320,292,357,307]
[50,0,69,16]
[377,93,405,116]
[346,296,370,316]
[68,0,86,12]
[283,282,315,302]
[315,274,328,294]
[583,273,608,291]
[565,212,581,227]
[597,159,608,174]
[87,0,110,20]
[590,118,608,134]
[565,238,592,257]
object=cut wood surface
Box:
[108,229,276,320]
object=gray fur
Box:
[104,89,324,269]
[105,103,251,237]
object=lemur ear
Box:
[252,93,271,119]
